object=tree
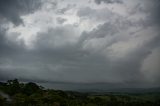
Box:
[6,79,21,95]
[23,82,41,95]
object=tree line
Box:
[0,79,160,106]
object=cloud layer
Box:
[0,0,160,89]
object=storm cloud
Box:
[0,0,42,25]
[0,0,160,89]
[94,0,123,4]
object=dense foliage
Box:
[0,79,160,106]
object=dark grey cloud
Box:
[94,0,123,4]
[0,0,42,25]
[0,27,25,57]
[79,21,160,84]
[0,33,26,82]
[148,0,160,26]
[0,0,42,81]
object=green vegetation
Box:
[0,79,160,106]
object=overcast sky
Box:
[0,0,160,89]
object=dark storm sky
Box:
[0,0,160,89]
